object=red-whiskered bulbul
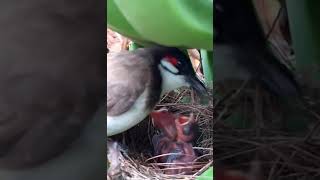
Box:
[107,46,206,136]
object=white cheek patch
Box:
[158,64,189,95]
[160,60,179,74]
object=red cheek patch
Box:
[164,55,178,66]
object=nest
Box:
[108,88,214,179]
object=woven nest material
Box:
[108,88,214,180]
[214,80,320,180]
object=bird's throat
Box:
[158,64,189,96]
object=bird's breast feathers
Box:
[107,89,150,136]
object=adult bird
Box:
[107,46,206,136]
[0,0,106,179]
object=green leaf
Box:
[200,50,213,88]
[129,42,143,51]
[196,166,214,180]
[107,0,213,50]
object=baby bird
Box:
[151,109,198,175]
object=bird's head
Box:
[149,46,207,95]
[151,108,177,140]
[151,108,199,143]
[175,113,198,142]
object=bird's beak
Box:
[187,75,207,95]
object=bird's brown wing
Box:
[107,52,151,116]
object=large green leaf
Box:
[107,0,140,39]
[107,0,213,50]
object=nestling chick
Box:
[151,109,198,175]
[151,108,198,142]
